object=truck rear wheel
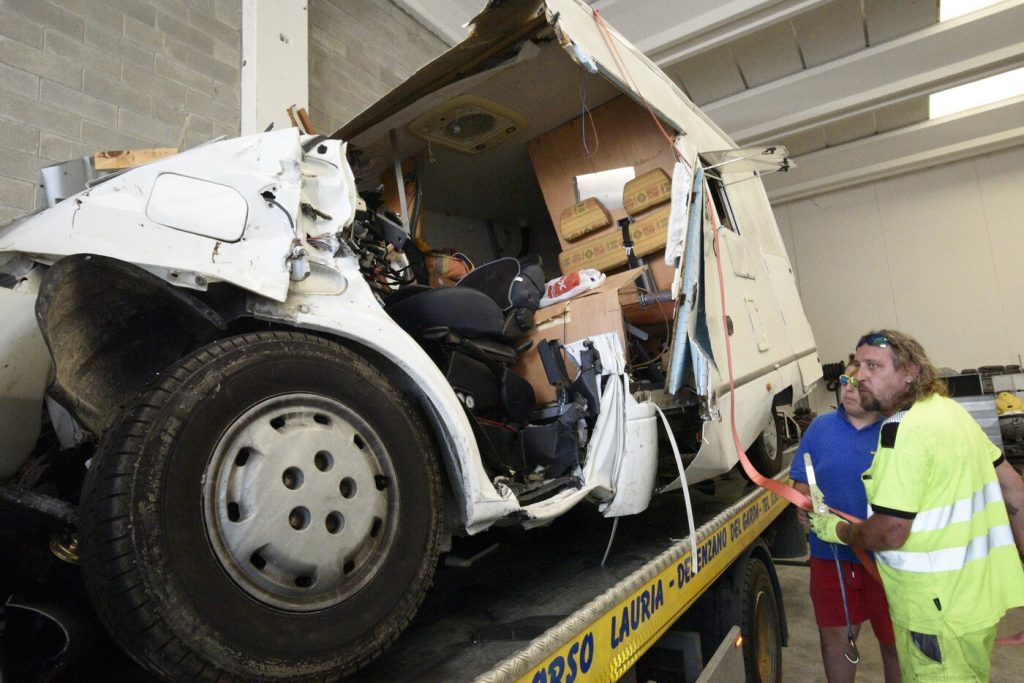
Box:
[78,331,442,681]
[741,557,783,683]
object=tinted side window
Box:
[704,172,739,234]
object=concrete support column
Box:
[241,0,309,135]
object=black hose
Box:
[261,192,294,231]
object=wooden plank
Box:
[94,147,178,170]
[297,107,316,134]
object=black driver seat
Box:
[385,286,506,340]
[385,256,544,424]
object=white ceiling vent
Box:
[407,94,527,154]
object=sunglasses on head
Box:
[839,374,858,387]
[857,333,890,349]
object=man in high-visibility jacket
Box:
[810,329,1024,681]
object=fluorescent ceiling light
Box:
[939,0,1002,21]
[929,66,1024,118]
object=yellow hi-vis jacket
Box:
[863,394,1024,634]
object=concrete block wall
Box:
[0,0,242,223]
[308,0,448,136]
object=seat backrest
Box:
[456,257,521,310]
[511,255,545,310]
[386,286,505,339]
[456,255,544,338]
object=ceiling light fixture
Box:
[939,0,1002,21]
[929,66,1024,119]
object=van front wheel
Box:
[78,331,442,681]
[745,413,781,477]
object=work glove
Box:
[809,511,845,545]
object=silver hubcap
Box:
[762,413,779,462]
[203,393,397,611]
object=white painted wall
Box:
[774,143,1024,372]
[242,0,309,135]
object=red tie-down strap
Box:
[708,216,1023,645]
[700,191,882,582]
[587,0,1024,643]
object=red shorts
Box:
[809,557,895,645]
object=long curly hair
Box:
[858,329,948,403]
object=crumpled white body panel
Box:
[0,130,658,535]
[520,333,658,527]
[0,128,334,302]
[245,252,521,534]
[0,130,522,533]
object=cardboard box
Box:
[516,268,643,405]
[559,197,611,241]
[623,167,671,214]
[558,203,670,275]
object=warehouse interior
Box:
[3,0,1019,378]
[1,1,1023,681]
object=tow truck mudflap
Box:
[692,625,745,682]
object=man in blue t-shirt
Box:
[790,362,899,683]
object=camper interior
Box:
[342,30,686,405]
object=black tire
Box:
[746,413,782,477]
[78,331,442,681]
[740,558,783,683]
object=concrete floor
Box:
[776,559,1024,682]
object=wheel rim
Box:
[753,589,781,680]
[761,413,779,464]
[203,393,399,611]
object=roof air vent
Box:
[407,95,526,154]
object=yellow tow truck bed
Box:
[357,467,799,682]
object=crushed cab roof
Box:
[330,0,734,149]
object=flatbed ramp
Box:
[357,469,792,682]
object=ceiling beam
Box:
[703,0,1024,144]
[592,0,833,66]
[763,96,1024,204]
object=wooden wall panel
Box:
[527,95,678,251]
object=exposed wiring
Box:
[366,262,416,289]
[624,285,672,371]
[475,416,519,433]
[307,234,336,252]
[579,78,598,158]
[262,192,294,232]
[592,8,684,162]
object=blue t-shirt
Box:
[789,406,881,562]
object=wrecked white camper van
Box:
[0,1,820,680]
